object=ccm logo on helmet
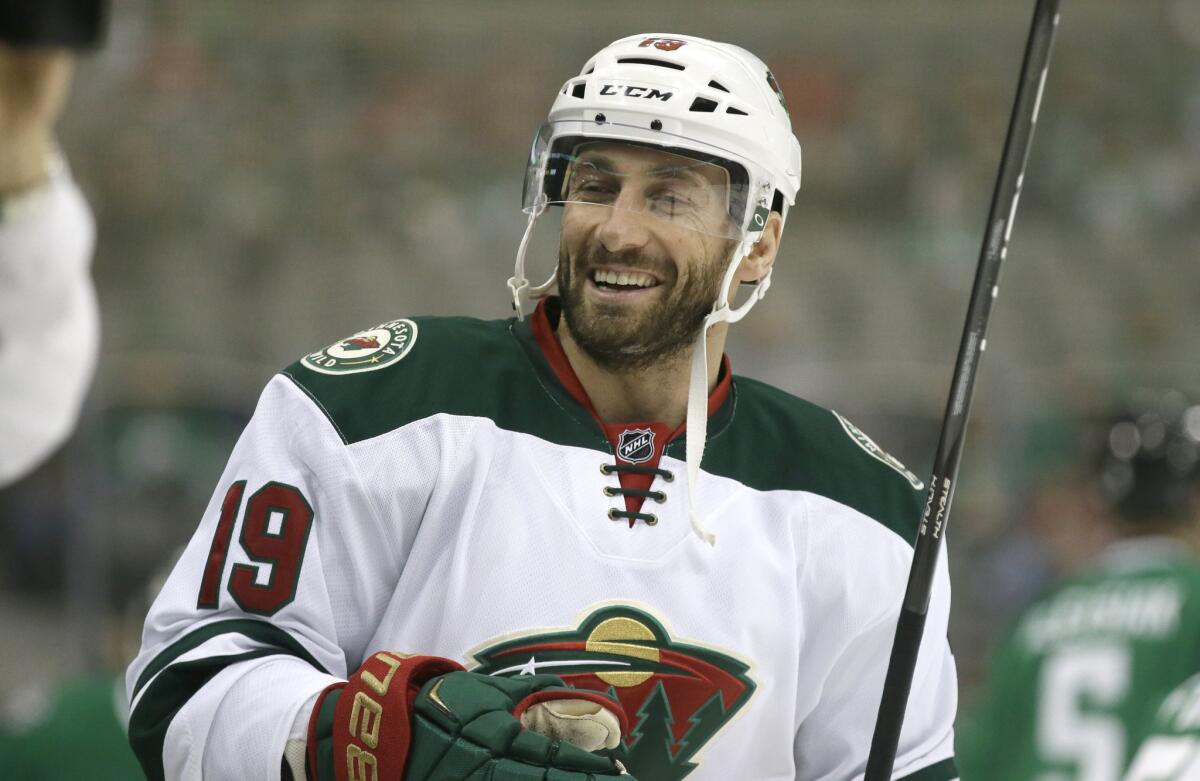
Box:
[599,84,673,101]
[639,37,686,51]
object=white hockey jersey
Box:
[126,299,958,780]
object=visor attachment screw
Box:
[594,113,606,124]
[650,119,662,131]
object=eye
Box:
[648,185,698,215]
[567,171,618,202]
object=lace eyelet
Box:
[607,508,621,520]
[600,463,614,475]
[652,492,667,504]
[603,486,618,497]
[645,515,659,526]
[661,471,675,483]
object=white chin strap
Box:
[508,198,557,320]
[685,240,772,546]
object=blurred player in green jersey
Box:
[958,390,1200,781]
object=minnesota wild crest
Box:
[468,605,756,779]
[301,319,418,375]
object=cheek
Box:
[560,204,598,236]
[658,230,705,267]
[559,212,598,258]
[678,237,730,283]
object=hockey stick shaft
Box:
[863,2,1061,778]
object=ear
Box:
[735,211,784,284]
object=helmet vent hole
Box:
[571,82,586,99]
[708,80,730,92]
[617,57,686,71]
[584,65,595,75]
[726,106,749,116]
[689,97,718,113]
[650,119,663,131]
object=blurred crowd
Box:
[0,0,1198,774]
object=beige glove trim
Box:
[519,697,623,753]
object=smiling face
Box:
[555,142,739,371]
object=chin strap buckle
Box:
[507,275,528,320]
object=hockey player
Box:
[126,34,959,780]
[957,392,1200,781]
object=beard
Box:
[556,240,729,371]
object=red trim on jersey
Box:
[530,299,731,517]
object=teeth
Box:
[593,269,655,288]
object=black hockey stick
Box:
[863,2,1061,779]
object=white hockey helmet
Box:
[509,33,802,316]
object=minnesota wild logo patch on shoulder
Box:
[833,410,925,490]
[301,319,418,375]
[468,605,755,780]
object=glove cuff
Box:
[306,653,465,781]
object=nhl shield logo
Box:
[617,428,656,464]
[469,605,756,780]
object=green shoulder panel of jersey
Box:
[282,314,608,452]
[697,375,927,543]
[283,314,925,541]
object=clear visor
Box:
[522,124,752,240]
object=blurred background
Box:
[1,0,1197,736]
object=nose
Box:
[596,200,652,254]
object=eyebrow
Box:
[648,164,709,188]
[573,153,710,188]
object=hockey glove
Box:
[306,652,633,780]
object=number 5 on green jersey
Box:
[1037,643,1131,781]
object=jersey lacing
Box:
[601,463,673,526]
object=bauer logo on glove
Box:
[306,653,633,781]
